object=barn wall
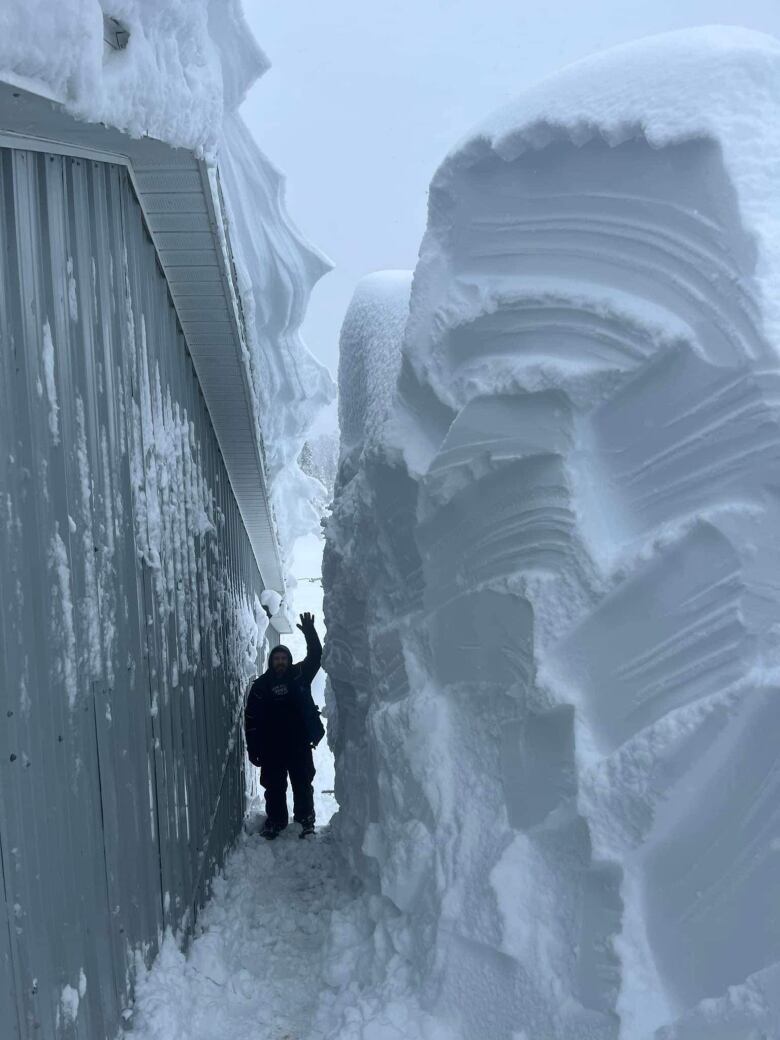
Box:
[0,147,266,1038]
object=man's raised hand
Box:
[297,612,316,635]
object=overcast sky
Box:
[240,1,780,420]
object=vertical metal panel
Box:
[0,147,265,1039]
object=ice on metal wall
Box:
[0,148,268,1039]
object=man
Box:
[244,612,326,839]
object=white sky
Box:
[240,1,780,400]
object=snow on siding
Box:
[58,984,80,1026]
[49,527,78,708]
[67,256,78,322]
[75,394,103,682]
[0,0,254,160]
[41,320,60,444]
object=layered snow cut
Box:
[324,27,780,1040]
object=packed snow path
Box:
[131,823,347,1040]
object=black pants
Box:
[260,742,315,825]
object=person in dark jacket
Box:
[244,612,325,839]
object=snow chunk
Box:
[58,983,79,1026]
[259,588,282,617]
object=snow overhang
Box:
[0,78,289,609]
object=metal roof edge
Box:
[191,158,285,591]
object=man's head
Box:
[269,645,293,677]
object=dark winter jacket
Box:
[244,629,325,766]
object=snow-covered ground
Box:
[131,826,349,1040]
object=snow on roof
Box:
[434,26,780,349]
[0,0,266,159]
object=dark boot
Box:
[261,818,286,840]
[298,815,315,839]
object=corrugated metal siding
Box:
[0,78,286,606]
[0,148,265,1038]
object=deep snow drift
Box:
[325,27,780,1040]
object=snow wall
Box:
[324,28,780,1040]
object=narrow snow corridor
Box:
[132,826,347,1040]
[4,8,780,1040]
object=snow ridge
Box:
[325,28,780,1040]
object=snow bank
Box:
[0,0,334,563]
[324,272,454,1040]
[325,27,780,1040]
